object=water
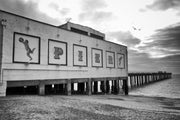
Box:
[129,74,180,98]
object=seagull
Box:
[132,26,141,31]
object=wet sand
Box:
[0,95,180,120]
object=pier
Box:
[6,72,172,96]
[128,72,172,89]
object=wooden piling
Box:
[128,72,172,90]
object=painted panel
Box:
[92,48,103,67]
[106,51,115,68]
[117,53,125,69]
[73,44,87,67]
[13,32,40,64]
[48,39,67,65]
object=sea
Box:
[129,74,180,99]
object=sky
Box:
[0,0,180,74]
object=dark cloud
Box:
[107,31,141,47]
[0,0,61,25]
[146,0,180,11]
[128,23,180,73]
[128,49,180,73]
[148,23,180,50]
[159,54,180,62]
[128,49,161,72]
[155,55,180,74]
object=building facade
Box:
[0,10,128,96]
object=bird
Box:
[132,26,141,31]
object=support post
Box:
[39,81,45,95]
[115,79,119,94]
[0,81,7,96]
[104,79,107,94]
[94,81,98,94]
[129,76,132,88]
[136,75,139,86]
[87,78,92,95]
[106,80,110,94]
[78,83,85,94]
[67,79,71,95]
[71,83,74,93]
[123,78,128,95]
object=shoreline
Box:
[0,95,180,120]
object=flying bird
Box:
[132,26,141,31]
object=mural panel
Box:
[92,48,103,67]
[13,32,40,63]
[73,44,87,66]
[48,39,67,65]
[117,53,125,69]
[106,51,115,68]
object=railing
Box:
[128,72,172,89]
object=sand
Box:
[0,95,180,120]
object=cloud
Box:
[0,0,61,25]
[158,55,180,68]
[81,0,107,11]
[79,11,113,23]
[146,0,180,11]
[107,31,141,48]
[131,22,180,59]
[128,49,161,72]
[154,55,180,74]
[47,3,70,16]
[78,0,113,24]
[128,49,180,73]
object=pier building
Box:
[0,10,128,96]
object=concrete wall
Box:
[0,13,7,96]
[0,10,127,84]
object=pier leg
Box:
[78,83,85,94]
[71,83,74,93]
[136,75,139,86]
[106,80,110,94]
[86,78,92,95]
[94,81,98,94]
[115,79,119,94]
[39,82,45,95]
[145,75,147,84]
[104,79,107,94]
[123,78,128,95]
[100,79,106,94]
[130,76,132,88]
[67,79,71,95]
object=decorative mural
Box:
[92,48,103,67]
[73,44,87,66]
[117,53,125,69]
[48,39,67,65]
[106,51,115,68]
[13,33,40,63]
[13,33,125,68]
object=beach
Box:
[0,95,180,120]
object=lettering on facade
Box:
[78,51,83,61]
[118,56,122,66]
[54,47,63,59]
[95,53,100,63]
[108,56,113,64]
[19,37,35,61]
